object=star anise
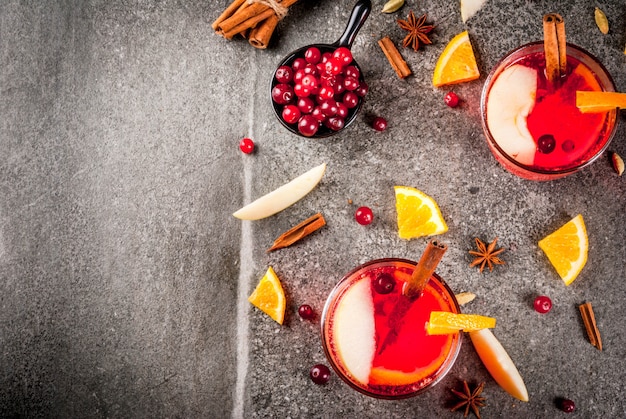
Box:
[451,381,486,418]
[397,11,434,51]
[469,237,505,272]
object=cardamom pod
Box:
[381,0,404,14]
[594,7,609,34]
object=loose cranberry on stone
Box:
[355,206,374,225]
[239,137,255,154]
[310,364,331,385]
[534,295,552,314]
[372,117,388,132]
[298,304,315,320]
[444,91,459,108]
[560,399,576,413]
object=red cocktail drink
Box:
[321,259,461,399]
[481,42,618,180]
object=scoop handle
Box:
[334,0,371,48]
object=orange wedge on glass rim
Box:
[432,30,480,87]
[426,312,496,335]
[469,329,529,402]
[248,266,286,324]
[576,91,626,113]
[538,214,588,286]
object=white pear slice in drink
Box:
[486,64,538,166]
[332,279,376,385]
[233,163,326,220]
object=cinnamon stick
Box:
[267,213,326,252]
[403,240,447,299]
[579,302,602,350]
[249,14,279,48]
[212,0,247,31]
[378,36,412,79]
[543,13,566,85]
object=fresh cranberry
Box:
[325,116,345,131]
[298,115,319,137]
[444,91,459,108]
[538,134,556,154]
[332,46,353,66]
[355,206,373,225]
[562,140,575,152]
[292,57,307,70]
[310,364,331,385]
[282,105,301,124]
[324,58,343,76]
[373,273,395,294]
[303,63,319,76]
[345,65,360,80]
[293,69,306,84]
[304,47,321,64]
[342,92,359,109]
[355,82,369,97]
[534,295,552,314]
[311,106,327,122]
[559,399,576,413]
[317,86,335,101]
[301,74,318,90]
[293,83,312,98]
[320,100,338,117]
[332,75,345,95]
[275,66,293,84]
[298,304,315,320]
[372,117,388,132]
[336,102,349,119]
[321,52,332,63]
[297,97,315,114]
[343,76,359,91]
[272,83,294,105]
[239,137,255,154]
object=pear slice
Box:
[469,329,529,402]
[486,64,538,166]
[233,163,326,220]
[461,0,488,23]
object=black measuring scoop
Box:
[270,0,371,138]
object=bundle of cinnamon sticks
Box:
[212,0,299,49]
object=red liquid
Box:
[322,260,460,398]
[520,53,607,171]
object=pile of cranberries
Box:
[272,46,368,137]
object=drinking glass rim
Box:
[480,41,619,177]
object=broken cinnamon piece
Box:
[543,13,566,85]
[378,36,412,79]
[267,213,326,252]
[579,302,602,350]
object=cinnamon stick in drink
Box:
[543,13,567,85]
[403,240,448,299]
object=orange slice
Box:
[576,91,626,113]
[426,312,496,335]
[433,30,480,87]
[394,186,448,239]
[538,214,588,286]
[248,266,286,324]
[469,329,529,402]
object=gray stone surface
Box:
[1,0,625,417]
